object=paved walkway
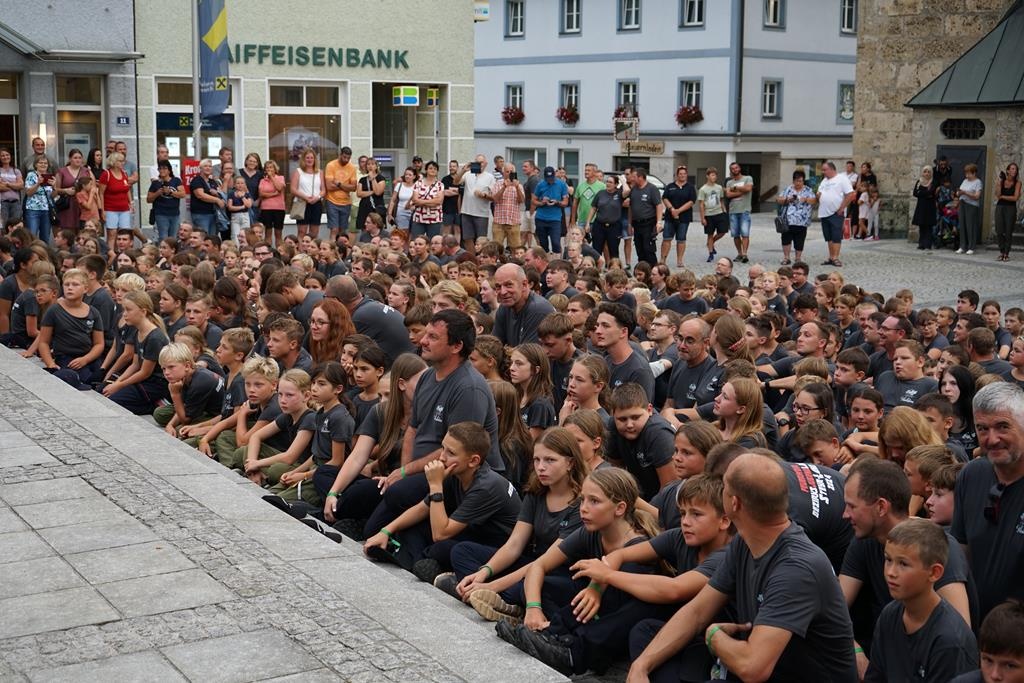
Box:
[0,347,566,683]
[666,213,1024,310]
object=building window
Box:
[268,82,342,206]
[56,76,104,162]
[0,73,19,160]
[155,79,236,176]
[764,0,785,28]
[506,0,525,37]
[505,83,524,109]
[561,0,581,33]
[559,149,579,186]
[509,147,547,169]
[762,80,782,119]
[561,82,579,110]
[619,0,640,30]
[680,79,702,109]
[617,81,638,108]
[840,0,857,34]
[681,0,704,27]
[371,84,407,150]
[940,119,985,140]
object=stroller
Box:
[935,186,959,249]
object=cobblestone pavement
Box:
[664,213,1024,310]
[0,352,565,683]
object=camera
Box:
[469,162,482,174]
[509,171,518,181]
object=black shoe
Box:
[496,621,539,658]
[433,572,461,600]
[364,543,398,564]
[519,629,575,676]
[332,518,367,541]
[301,518,342,543]
[412,558,443,584]
[261,494,306,519]
[821,259,835,266]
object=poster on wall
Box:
[270,127,324,179]
[64,134,91,153]
[165,137,181,157]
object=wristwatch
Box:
[428,492,444,503]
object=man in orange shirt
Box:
[324,146,358,240]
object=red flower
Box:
[675,105,704,127]
[556,105,580,125]
[501,106,525,125]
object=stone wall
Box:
[852,0,1014,237]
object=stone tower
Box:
[852,0,1015,236]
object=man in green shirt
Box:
[572,162,605,232]
[725,162,754,263]
[698,167,728,263]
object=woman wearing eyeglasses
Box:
[776,381,835,463]
[307,299,355,364]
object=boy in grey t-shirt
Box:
[697,168,728,262]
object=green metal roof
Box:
[907,1,1024,108]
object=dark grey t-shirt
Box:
[220,371,246,419]
[550,349,581,413]
[493,292,555,347]
[666,355,717,409]
[272,408,316,458]
[607,412,675,501]
[41,303,104,357]
[426,464,522,547]
[656,294,709,317]
[629,182,661,222]
[9,288,38,336]
[649,527,727,577]
[608,348,656,404]
[311,403,355,466]
[591,188,624,224]
[182,367,225,421]
[517,492,582,557]
[978,357,1014,380]
[873,371,938,412]
[409,361,503,470]
[291,289,324,331]
[352,298,415,365]
[84,287,116,347]
[709,523,858,682]
[782,462,852,574]
[865,599,978,683]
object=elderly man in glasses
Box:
[952,382,1024,623]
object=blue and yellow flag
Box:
[198,0,229,118]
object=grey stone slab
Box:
[0,417,16,433]
[163,474,282,521]
[116,436,224,476]
[65,541,195,585]
[96,568,234,617]
[0,556,84,600]
[161,629,320,683]
[262,670,344,682]
[0,477,99,506]
[0,506,27,533]
[0,530,54,564]
[13,375,121,418]
[0,587,119,639]
[37,517,158,555]
[0,445,57,468]
[26,650,187,683]
[0,431,33,447]
[233,520,343,561]
[14,495,126,529]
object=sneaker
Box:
[470,589,525,625]
[955,248,964,254]
[412,558,444,584]
[706,253,714,263]
[739,254,749,263]
[966,250,974,255]
[332,518,367,541]
[433,572,461,600]
[519,629,575,676]
[495,621,538,658]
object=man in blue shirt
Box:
[531,166,569,254]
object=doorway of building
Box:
[936,145,986,191]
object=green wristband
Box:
[380,528,394,539]
[587,582,604,595]
[854,646,864,655]
[326,491,338,498]
[706,625,723,654]
[401,465,406,479]
[481,564,494,578]
[526,601,543,609]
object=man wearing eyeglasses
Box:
[952,382,1024,623]
[644,311,681,411]
[661,317,716,428]
[867,314,913,380]
[251,242,275,263]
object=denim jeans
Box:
[326,202,352,231]
[154,213,181,240]
[535,218,562,253]
[24,209,51,243]
[191,212,216,232]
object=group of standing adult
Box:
[913,157,1020,260]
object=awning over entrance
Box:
[0,20,143,62]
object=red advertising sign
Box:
[182,159,201,195]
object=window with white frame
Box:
[155,78,236,176]
[680,80,702,108]
[562,0,581,33]
[762,80,782,118]
[681,0,704,26]
[840,0,857,34]
[620,0,640,30]
[506,0,525,37]
[561,83,579,109]
[505,84,523,109]
[617,81,638,108]
[764,0,784,27]
[559,149,580,186]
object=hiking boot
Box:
[412,558,443,584]
[433,572,461,600]
[470,589,525,625]
[332,518,367,541]
[519,628,575,676]
[495,621,538,658]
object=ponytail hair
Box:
[123,289,165,333]
[525,427,588,498]
[585,468,660,540]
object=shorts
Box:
[325,201,352,230]
[491,222,521,248]
[302,200,324,226]
[106,210,132,230]
[410,221,442,239]
[728,212,751,238]
[520,211,534,234]
[443,211,460,226]
[704,213,728,236]
[663,218,689,241]
[821,213,845,244]
[460,214,489,241]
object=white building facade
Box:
[474,0,858,208]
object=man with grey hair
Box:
[952,382,1024,621]
[491,263,553,346]
[815,161,855,268]
[325,275,414,365]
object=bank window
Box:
[371,83,408,150]
[680,79,702,108]
[762,80,782,119]
[841,0,857,34]
[561,0,581,34]
[0,73,17,160]
[505,84,524,109]
[561,83,579,110]
[156,78,236,176]
[559,149,579,186]
[506,0,525,37]
[681,0,704,27]
[56,76,104,162]
[764,0,785,28]
[620,0,640,30]
[617,81,638,108]
[268,82,342,204]
[509,148,546,170]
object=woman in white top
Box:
[387,167,417,230]
[290,147,324,240]
[955,163,983,255]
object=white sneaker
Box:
[955,249,964,254]
[965,250,974,255]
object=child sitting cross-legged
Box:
[201,354,280,464]
[242,368,315,488]
[154,341,225,437]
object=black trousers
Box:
[633,218,657,266]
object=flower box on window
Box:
[675,105,704,128]
[556,105,580,125]
[501,106,525,125]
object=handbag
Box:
[44,190,59,225]
[289,196,307,220]
[54,193,70,212]
[774,215,789,234]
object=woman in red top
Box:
[99,152,133,244]
[54,148,87,231]
[258,159,287,247]
[408,160,445,240]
